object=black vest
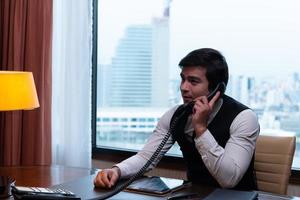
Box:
[170,95,256,190]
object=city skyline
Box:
[97,3,300,139]
[96,0,300,168]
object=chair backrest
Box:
[254,135,296,195]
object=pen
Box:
[167,193,199,200]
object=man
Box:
[94,48,260,190]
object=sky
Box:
[98,0,300,79]
[98,0,164,64]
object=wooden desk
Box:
[0,165,97,199]
[0,165,97,187]
[0,166,299,200]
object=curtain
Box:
[52,0,92,168]
[0,0,52,166]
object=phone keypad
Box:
[27,187,74,195]
[52,188,74,195]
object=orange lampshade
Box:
[0,71,39,111]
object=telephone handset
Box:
[183,82,226,115]
[207,82,226,101]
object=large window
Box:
[93,0,300,169]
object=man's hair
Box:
[178,48,228,92]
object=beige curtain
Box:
[0,0,52,166]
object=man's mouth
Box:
[182,96,193,102]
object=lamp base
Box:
[0,176,15,198]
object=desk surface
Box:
[0,165,97,187]
[0,166,299,200]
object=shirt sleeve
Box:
[194,109,260,188]
[115,106,178,178]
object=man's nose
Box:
[180,81,189,91]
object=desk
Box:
[0,165,97,188]
[0,166,299,200]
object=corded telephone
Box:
[10,82,226,200]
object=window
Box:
[93,0,300,169]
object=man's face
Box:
[180,66,210,103]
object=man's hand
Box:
[192,91,220,137]
[93,167,121,188]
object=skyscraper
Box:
[109,25,153,107]
[107,18,170,107]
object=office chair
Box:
[254,135,296,195]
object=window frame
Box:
[91,0,300,180]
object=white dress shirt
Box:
[115,98,260,188]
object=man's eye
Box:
[190,79,200,84]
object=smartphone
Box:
[11,185,80,200]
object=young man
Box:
[94,48,260,190]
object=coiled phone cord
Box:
[90,108,187,200]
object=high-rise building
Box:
[151,17,170,107]
[107,19,169,107]
[109,25,153,107]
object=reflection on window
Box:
[96,0,300,169]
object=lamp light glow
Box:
[0,71,39,111]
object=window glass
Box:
[96,0,300,169]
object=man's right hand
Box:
[93,167,121,188]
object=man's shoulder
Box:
[167,104,181,114]
[159,105,181,122]
[155,105,182,130]
[222,95,249,110]
[231,109,260,136]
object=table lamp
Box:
[0,71,40,198]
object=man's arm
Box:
[115,106,177,178]
[194,109,259,188]
[94,106,177,188]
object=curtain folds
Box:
[51,0,92,168]
[0,0,52,166]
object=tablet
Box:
[125,176,188,195]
